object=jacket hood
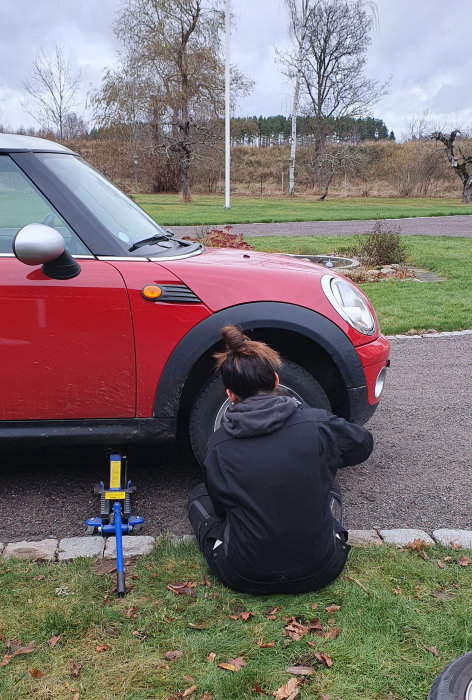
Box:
[223,393,299,438]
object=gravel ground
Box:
[0,335,471,543]
[171,215,472,239]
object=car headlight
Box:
[321,275,376,335]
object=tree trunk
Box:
[318,172,334,200]
[464,178,472,204]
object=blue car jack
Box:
[86,453,144,596]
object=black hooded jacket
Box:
[204,394,373,583]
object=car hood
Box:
[157,247,372,342]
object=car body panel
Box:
[1,258,136,419]
[159,248,378,348]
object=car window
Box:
[37,153,169,251]
[0,155,90,255]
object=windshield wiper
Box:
[129,234,171,252]
[129,233,193,252]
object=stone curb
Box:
[387,329,472,340]
[1,529,472,561]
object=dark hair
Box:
[213,325,282,399]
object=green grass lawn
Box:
[1,538,471,700]
[136,194,472,227]
[248,235,472,335]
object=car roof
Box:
[0,133,74,154]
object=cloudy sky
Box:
[1,0,471,140]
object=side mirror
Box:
[13,224,81,280]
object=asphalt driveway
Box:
[1,334,470,543]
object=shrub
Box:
[355,220,407,266]
[194,225,255,250]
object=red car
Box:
[0,134,390,464]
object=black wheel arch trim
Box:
[154,301,368,421]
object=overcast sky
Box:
[1,0,471,140]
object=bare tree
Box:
[432,130,472,203]
[298,0,389,198]
[282,0,310,195]
[23,44,82,139]
[105,0,251,202]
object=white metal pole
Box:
[224,0,231,209]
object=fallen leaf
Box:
[311,603,318,611]
[217,662,240,672]
[49,634,62,647]
[167,581,196,596]
[459,557,470,567]
[325,604,340,614]
[314,652,333,668]
[393,588,402,595]
[72,694,80,700]
[325,627,341,640]
[418,550,430,561]
[286,665,315,676]
[274,676,299,699]
[70,662,82,678]
[424,645,440,657]
[406,539,429,551]
[154,662,170,671]
[64,681,79,693]
[95,644,111,652]
[256,639,275,648]
[199,693,213,700]
[126,606,139,618]
[282,618,309,641]
[182,684,197,697]
[308,618,325,634]
[29,668,44,678]
[0,641,36,667]
[207,652,216,663]
[200,575,212,587]
[228,657,246,670]
[437,560,447,569]
[230,611,254,621]
[164,650,182,662]
[450,541,463,551]
[254,681,269,695]
[184,675,195,683]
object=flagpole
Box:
[224,0,231,209]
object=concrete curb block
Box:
[2,529,472,561]
[387,329,472,340]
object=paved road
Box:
[172,214,472,239]
[1,335,471,543]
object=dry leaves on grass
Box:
[217,657,246,672]
[0,640,36,667]
[424,645,441,658]
[274,677,299,699]
[29,668,44,678]
[230,611,254,621]
[459,557,470,567]
[406,539,430,551]
[200,575,212,587]
[325,604,340,614]
[164,650,182,662]
[167,581,197,596]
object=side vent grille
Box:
[158,284,201,303]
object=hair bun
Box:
[220,325,249,353]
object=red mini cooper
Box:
[0,134,390,464]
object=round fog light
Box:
[374,367,387,399]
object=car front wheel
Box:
[189,358,331,467]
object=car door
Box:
[0,154,135,420]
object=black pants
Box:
[187,482,350,595]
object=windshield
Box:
[37,153,174,253]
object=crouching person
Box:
[187,325,373,594]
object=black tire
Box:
[428,651,472,699]
[189,358,331,467]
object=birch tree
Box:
[23,44,82,139]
